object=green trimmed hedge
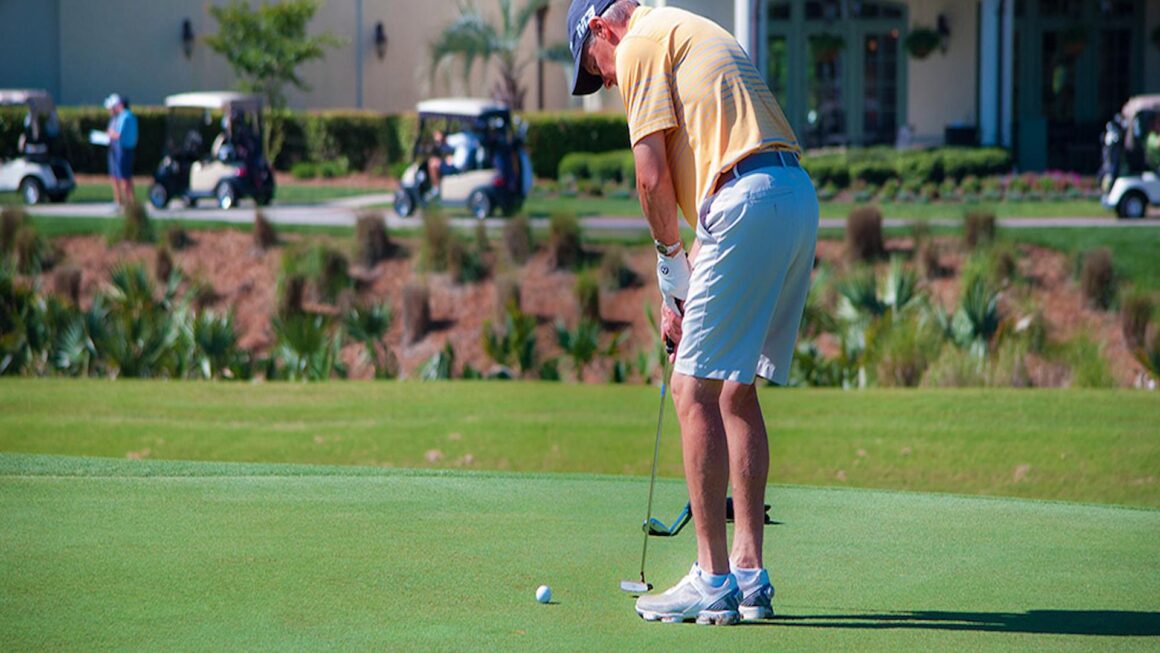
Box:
[521,112,630,178]
[556,150,635,185]
[802,146,1012,188]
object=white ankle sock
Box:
[731,564,765,587]
[701,571,730,588]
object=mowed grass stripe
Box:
[1,456,1157,652]
[1,380,1157,507]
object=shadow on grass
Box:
[764,610,1160,636]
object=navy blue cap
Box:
[567,0,617,96]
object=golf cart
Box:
[149,92,275,209]
[1099,94,1160,219]
[0,89,75,204]
[394,98,532,220]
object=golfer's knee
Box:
[719,382,758,418]
[672,373,721,417]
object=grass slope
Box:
[1,455,1157,652]
[1,380,1157,508]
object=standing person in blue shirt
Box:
[104,93,138,206]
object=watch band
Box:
[654,239,682,256]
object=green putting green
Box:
[2,454,1156,651]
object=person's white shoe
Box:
[634,564,741,625]
[734,567,775,620]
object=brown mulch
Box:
[31,226,1149,386]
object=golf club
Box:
[619,338,674,595]
[646,498,780,537]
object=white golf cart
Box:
[149,92,275,209]
[0,89,75,204]
[394,98,532,219]
[1100,95,1160,219]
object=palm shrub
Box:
[100,264,181,378]
[1080,247,1117,310]
[189,310,243,379]
[420,342,456,380]
[283,244,352,304]
[881,256,919,318]
[482,304,538,377]
[494,273,521,319]
[963,210,996,250]
[1133,328,1160,383]
[949,278,1002,358]
[52,298,108,377]
[355,211,391,267]
[846,205,884,262]
[402,280,431,345]
[272,313,345,381]
[555,318,601,381]
[502,213,533,264]
[575,268,601,322]
[548,212,582,270]
[344,302,396,378]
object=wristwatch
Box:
[654,239,682,256]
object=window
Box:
[863,30,899,145]
[1098,29,1132,119]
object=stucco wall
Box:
[905,1,979,145]
[2,0,573,113]
[0,0,62,98]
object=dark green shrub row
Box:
[803,147,1013,188]
[522,112,630,179]
[558,150,635,185]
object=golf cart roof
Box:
[165,92,262,112]
[1121,95,1160,120]
[0,89,56,113]
[417,98,510,119]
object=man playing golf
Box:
[567,0,818,625]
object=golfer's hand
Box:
[656,250,691,316]
[661,302,683,363]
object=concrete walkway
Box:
[23,194,1160,231]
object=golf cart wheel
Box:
[1116,191,1147,219]
[468,189,493,220]
[19,177,44,205]
[215,181,238,210]
[148,183,169,209]
[394,190,416,218]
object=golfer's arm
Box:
[633,133,681,250]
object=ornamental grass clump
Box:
[963,210,996,250]
[503,213,533,264]
[845,205,884,262]
[599,246,639,290]
[1080,247,1117,310]
[117,200,154,244]
[354,211,391,267]
[402,280,431,345]
[575,268,601,322]
[1120,289,1154,350]
[548,212,583,270]
[254,210,278,250]
[420,207,452,272]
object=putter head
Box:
[644,503,691,537]
[620,579,652,594]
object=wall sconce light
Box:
[373,21,388,60]
[937,13,951,52]
[181,18,195,60]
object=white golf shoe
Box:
[734,567,775,620]
[634,564,741,625]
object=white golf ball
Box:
[535,584,552,604]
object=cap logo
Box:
[575,5,596,42]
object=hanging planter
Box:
[809,33,846,64]
[1061,25,1088,57]
[904,27,942,59]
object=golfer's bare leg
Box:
[671,372,730,575]
[720,381,768,569]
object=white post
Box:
[1000,0,1014,149]
[979,0,999,145]
[735,0,752,57]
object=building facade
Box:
[2,0,1158,171]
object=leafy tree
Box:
[205,0,343,164]
[430,0,570,109]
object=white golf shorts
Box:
[673,165,819,385]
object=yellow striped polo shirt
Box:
[616,6,800,226]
